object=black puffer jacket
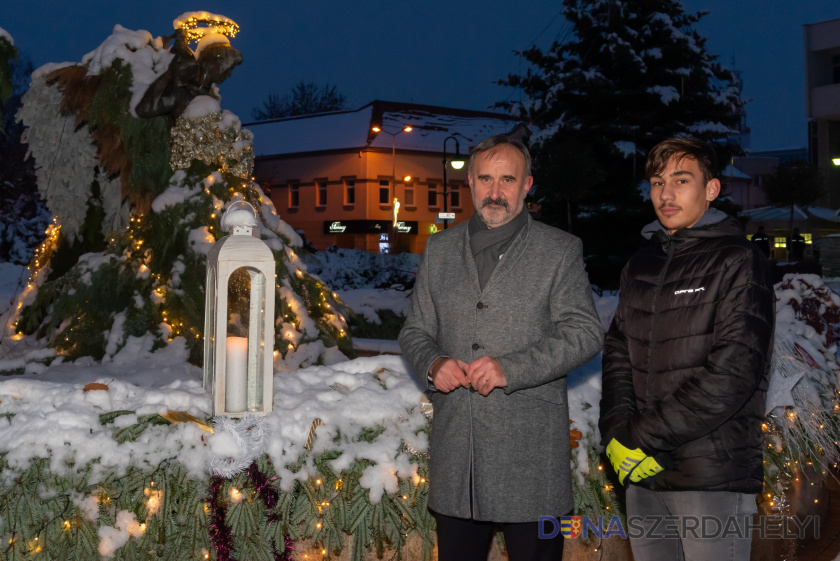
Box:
[599,215,774,492]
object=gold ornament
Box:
[170,111,254,178]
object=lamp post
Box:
[372,125,412,252]
[372,125,412,189]
[442,135,465,230]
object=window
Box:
[289,183,299,208]
[774,237,786,249]
[379,180,390,205]
[833,55,840,85]
[803,233,813,245]
[316,180,327,207]
[450,183,461,208]
[404,183,414,206]
[344,178,355,205]
[427,182,439,207]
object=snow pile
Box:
[0,262,26,315]
[81,25,173,116]
[98,510,145,557]
[303,248,421,290]
[0,342,427,504]
[339,288,412,323]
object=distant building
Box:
[721,147,810,212]
[246,100,526,254]
[805,17,840,207]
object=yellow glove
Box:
[605,438,646,485]
[629,456,664,483]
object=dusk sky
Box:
[1,1,837,152]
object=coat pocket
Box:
[516,384,565,405]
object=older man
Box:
[399,135,603,561]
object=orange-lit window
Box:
[289,184,299,208]
[344,178,355,205]
[316,180,327,207]
[427,183,439,208]
[379,180,390,205]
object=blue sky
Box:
[1,1,837,151]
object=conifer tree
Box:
[498,0,745,287]
[9,24,352,368]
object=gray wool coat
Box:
[399,215,604,523]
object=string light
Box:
[173,12,240,44]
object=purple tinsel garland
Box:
[208,476,236,561]
[207,463,295,561]
[248,463,295,561]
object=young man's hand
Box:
[629,456,664,483]
[605,438,647,485]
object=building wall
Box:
[255,149,473,254]
[805,18,840,207]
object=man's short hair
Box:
[469,135,532,178]
[645,137,718,186]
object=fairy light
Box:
[173,12,240,44]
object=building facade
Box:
[805,17,840,207]
[247,100,526,254]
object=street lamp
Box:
[371,125,413,188]
[441,136,466,230]
[371,125,412,253]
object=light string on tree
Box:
[173,12,240,44]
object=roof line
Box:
[243,99,519,128]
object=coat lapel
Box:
[461,225,482,294]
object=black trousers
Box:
[434,512,565,561]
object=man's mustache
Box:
[481,197,509,209]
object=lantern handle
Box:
[225,200,257,217]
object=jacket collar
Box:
[649,213,745,251]
[641,207,729,240]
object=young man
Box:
[399,135,603,561]
[599,137,775,560]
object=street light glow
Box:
[450,159,465,170]
[403,126,412,132]
[833,157,840,166]
[403,175,412,182]
[372,126,381,132]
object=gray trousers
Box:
[626,485,757,561]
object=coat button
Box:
[472,343,480,350]
[476,302,484,309]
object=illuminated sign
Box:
[323,220,418,235]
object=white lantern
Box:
[203,201,275,416]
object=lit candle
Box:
[225,336,248,412]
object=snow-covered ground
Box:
[2,248,837,506]
[0,249,613,498]
[0,262,25,316]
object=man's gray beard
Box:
[478,197,511,226]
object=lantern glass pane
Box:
[225,266,266,413]
[203,267,216,392]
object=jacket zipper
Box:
[646,236,675,405]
